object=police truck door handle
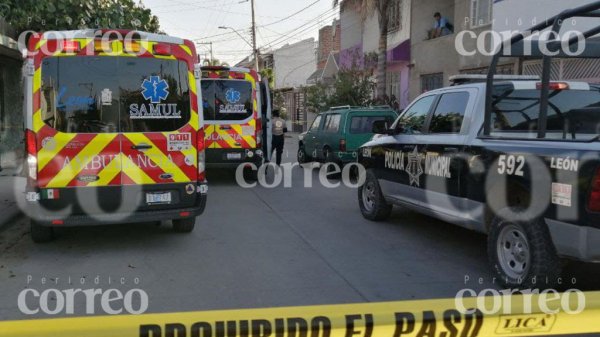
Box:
[132,144,153,151]
[220,126,232,130]
[444,147,459,153]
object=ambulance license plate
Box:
[227,153,242,160]
[146,192,172,205]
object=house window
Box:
[471,0,492,28]
[421,73,444,93]
[386,71,400,99]
[388,0,402,33]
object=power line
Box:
[262,10,338,50]
[259,0,322,28]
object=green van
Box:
[298,106,398,164]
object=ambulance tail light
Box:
[26,129,37,181]
[588,168,600,212]
[340,139,347,152]
[256,115,262,149]
[197,130,206,182]
[153,43,172,56]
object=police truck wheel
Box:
[358,170,392,221]
[30,220,54,243]
[173,218,196,233]
[487,208,561,288]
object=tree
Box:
[3,0,160,34]
[202,58,230,67]
[333,0,392,99]
[305,64,374,112]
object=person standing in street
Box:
[271,109,287,166]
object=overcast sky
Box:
[142,0,338,65]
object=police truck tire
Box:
[487,208,561,289]
[358,170,392,221]
[30,220,54,243]
[173,218,196,233]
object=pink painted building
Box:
[339,0,412,109]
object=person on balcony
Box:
[433,12,453,38]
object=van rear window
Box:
[491,85,600,140]
[201,80,253,121]
[41,57,191,133]
[350,115,396,134]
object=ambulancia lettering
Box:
[208,132,243,141]
[62,154,177,170]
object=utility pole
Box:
[250,0,259,72]
[196,42,214,65]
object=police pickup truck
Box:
[357,2,600,288]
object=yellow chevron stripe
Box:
[35,39,47,51]
[33,110,44,133]
[154,55,177,61]
[188,71,196,95]
[33,68,41,93]
[37,133,77,171]
[215,129,240,148]
[180,44,192,56]
[87,155,121,187]
[189,110,199,131]
[121,155,155,185]
[123,134,190,183]
[46,134,117,188]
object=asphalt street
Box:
[0,135,599,320]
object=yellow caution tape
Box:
[1,291,599,337]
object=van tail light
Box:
[588,168,600,212]
[26,129,38,181]
[197,129,206,182]
[255,115,262,148]
[340,139,347,152]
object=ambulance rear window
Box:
[201,80,253,121]
[41,57,191,133]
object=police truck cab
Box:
[357,2,600,287]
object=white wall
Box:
[493,0,598,35]
[340,2,363,50]
[274,38,317,89]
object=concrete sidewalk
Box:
[0,168,23,230]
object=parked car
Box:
[298,106,398,165]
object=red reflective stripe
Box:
[121,172,136,185]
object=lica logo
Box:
[141,76,170,104]
[225,88,241,104]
